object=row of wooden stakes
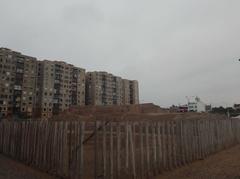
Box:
[0,118,240,179]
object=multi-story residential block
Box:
[86,72,114,105]
[0,47,139,119]
[37,60,86,118]
[122,79,139,105]
[86,71,139,106]
[122,79,131,105]
[113,76,123,105]
[0,48,37,118]
[130,80,139,104]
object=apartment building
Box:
[113,76,123,105]
[122,79,139,105]
[37,60,85,118]
[187,96,206,113]
[0,48,37,118]
[0,47,139,119]
[130,80,139,104]
[86,71,139,105]
[122,79,131,105]
[86,72,114,105]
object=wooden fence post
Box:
[102,121,107,179]
[152,122,157,175]
[79,122,85,179]
[161,120,167,170]
[129,123,136,179]
[140,121,145,179]
[94,121,99,179]
[172,120,177,168]
[145,122,150,177]
[157,122,162,173]
[110,122,114,179]
[116,122,121,179]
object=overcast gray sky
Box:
[1,0,240,107]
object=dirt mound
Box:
[69,103,166,115]
[52,103,169,121]
[52,103,225,122]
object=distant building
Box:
[0,48,86,119]
[178,105,188,112]
[234,104,240,110]
[86,71,139,106]
[205,105,212,112]
[0,48,38,118]
[122,79,139,105]
[188,97,206,112]
[0,47,140,119]
[36,60,85,118]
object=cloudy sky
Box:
[1,0,240,107]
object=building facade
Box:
[86,72,116,105]
[0,48,38,118]
[129,80,139,104]
[36,60,85,118]
[188,97,206,112]
[0,48,86,119]
[86,71,139,106]
[0,48,140,119]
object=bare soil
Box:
[1,146,240,179]
[154,145,240,179]
[0,154,57,179]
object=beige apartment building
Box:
[86,71,139,106]
[36,60,85,118]
[0,48,38,118]
[0,48,86,119]
[0,47,139,119]
[130,80,139,104]
[122,79,139,105]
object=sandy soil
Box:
[0,145,239,179]
[154,145,240,179]
[0,154,57,179]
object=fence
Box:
[0,121,86,179]
[0,118,240,179]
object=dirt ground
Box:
[0,154,56,179]
[155,145,240,179]
[0,145,240,179]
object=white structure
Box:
[187,96,206,112]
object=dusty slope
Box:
[0,146,240,179]
[154,145,240,179]
[0,154,57,179]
